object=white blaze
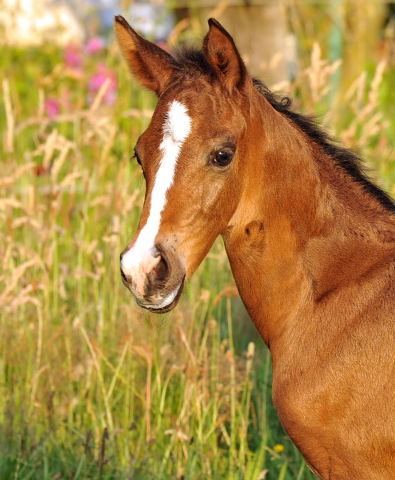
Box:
[121,100,192,274]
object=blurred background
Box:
[1,1,394,479]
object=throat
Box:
[223,204,394,349]
[223,215,313,346]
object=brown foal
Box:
[115,15,395,479]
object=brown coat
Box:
[116,16,395,479]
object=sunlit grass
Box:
[0,38,393,479]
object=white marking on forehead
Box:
[163,100,192,143]
[121,100,191,272]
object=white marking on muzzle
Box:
[121,100,192,278]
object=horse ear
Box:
[115,15,174,95]
[203,18,247,92]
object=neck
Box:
[223,95,395,349]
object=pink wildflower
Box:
[44,98,60,118]
[86,37,104,55]
[64,44,82,70]
[88,63,117,105]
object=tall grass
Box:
[0,31,393,480]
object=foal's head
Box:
[116,16,259,312]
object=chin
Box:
[136,276,185,314]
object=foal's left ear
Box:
[115,15,174,95]
[203,18,247,92]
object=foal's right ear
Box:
[203,18,247,92]
[115,15,175,96]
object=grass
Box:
[0,32,394,480]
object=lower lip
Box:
[139,276,185,313]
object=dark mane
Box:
[172,47,216,80]
[253,79,395,213]
[173,48,395,213]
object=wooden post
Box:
[193,0,290,86]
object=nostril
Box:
[155,255,168,283]
[150,245,170,284]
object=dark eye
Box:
[211,148,234,167]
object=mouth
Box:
[137,275,185,314]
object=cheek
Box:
[178,169,235,227]
[185,173,238,244]
[181,184,232,277]
[160,169,240,277]
[200,171,239,222]
[200,177,222,213]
